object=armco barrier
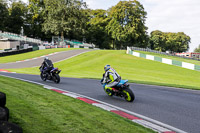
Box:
[0,48,33,57]
[127,47,200,71]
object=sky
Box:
[83,0,200,52]
[21,0,200,52]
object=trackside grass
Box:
[0,76,154,133]
[135,50,200,65]
[0,48,79,63]
[9,50,200,90]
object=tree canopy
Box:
[85,9,112,49]
[106,0,148,49]
[0,0,192,51]
[150,30,190,52]
[43,0,88,41]
[194,45,200,52]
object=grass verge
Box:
[0,76,154,133]
[0,48,79,63]
[8,50,200,90]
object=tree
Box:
[106,0,148,49]
[150,31,190,52]
[86,9,112,48]
[150,30,166,51]
[6,1,27,34]
[170,32,190,52]
[24,0,46,39]
[194,45,200,52]
[42,0,88,42]
[0,1,9,31]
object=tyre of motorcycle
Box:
[0,107,8,121]
[53,73,60,83]
[0,92,6,107]
[0,121,23,133]
[122,87,135,102]
[40,72,46,81]
[3,106,9,121]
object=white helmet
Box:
[44,57,49,60]
[104,65,111,71]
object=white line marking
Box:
[133,119,171,132]
[92,103,118,111]
[63,93,79,98]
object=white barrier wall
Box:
[74,45,80,48]
[39,46,46,50]
[162,58,172,65]
[126,46,200,71]
[146,55,154,60]
[133,52,140,57]
[182,62,195,70]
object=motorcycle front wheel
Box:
[53,73,60,83]
[40,72,46,81]
[123,87,135,102]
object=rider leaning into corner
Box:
[39,57,54,77]
[101,65,121,96]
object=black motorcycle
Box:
[40,67,61,83]
[101,79,135,102]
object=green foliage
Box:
[150,30,166,51]
[0,1,9,31]
[106,0,148,49]
[86,9,112,49]
[23,0,46,39]
[150,30,190,52]
[0,0,192,50]
[42,0,88,40]
[6,1,27,34]
[194,44,200,52]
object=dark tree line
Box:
[0,0,191,52]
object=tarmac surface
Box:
[0,49,91,69]
[0,49,200,133]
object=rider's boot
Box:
[105,86,114,96]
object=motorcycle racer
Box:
[39,57,54,78]
[102,65,121,96]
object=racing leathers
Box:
[102,67,121,96]
[40,59,54,75]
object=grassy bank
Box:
[135,50,200,65]
[0,76,154,133]
[9,50,200,90]
[0,48,79,63]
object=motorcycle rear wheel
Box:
[123,88,135,102]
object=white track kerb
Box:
[0,73,187,133]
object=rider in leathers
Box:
[102,65,121,96]
[40,57,54,78]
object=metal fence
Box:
[130,47,200,61]
[0,30,42,44]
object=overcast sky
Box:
[83,0,200,52]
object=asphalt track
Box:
[0,49,200,133]
[0,49,91,69]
